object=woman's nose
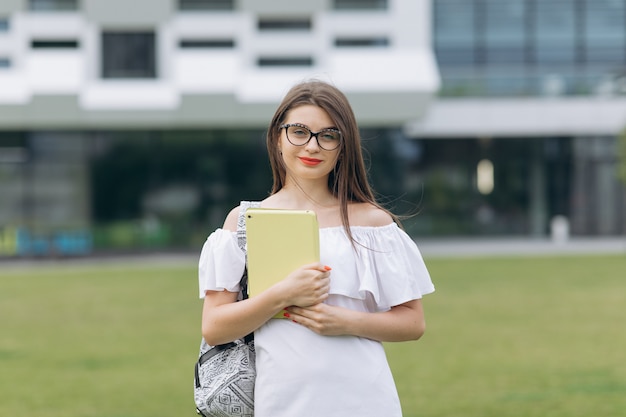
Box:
[305,134,321,151]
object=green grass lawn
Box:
[1,254,625,417]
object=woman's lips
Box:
[299,157,322,166]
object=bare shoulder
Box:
[349,202,394,227]
[222,206,241,232]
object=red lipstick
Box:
[299,157,322,166]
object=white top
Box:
[198,223,435,417]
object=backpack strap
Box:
[236,201,260,252]
[236,201,261,301]
[236,201,261,345]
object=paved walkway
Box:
[1,237,624,271]
[415,236,626,258]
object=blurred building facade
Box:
[0,0,625,257]
[407,0,626,237]
[0,0,439,255]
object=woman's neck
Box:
[270,180,338,210]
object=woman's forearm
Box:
[286,299,426,342]
[346,300,426,342]
[201,287,286,346]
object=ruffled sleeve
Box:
[198,228,246,298]
[322,223,434,311]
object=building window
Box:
[0,18,9,32]
[434,0,477,66]
[258,18,312,31]
[31,39,80,49]
[257,57,313,67]
[178,0,234,11]
[0,57,10,68]
[102,32,156,79]
[333,0,387,10]
[484,0,526,65]
[583,0,626,65]
[179,39,235,48]
[28,0,79,11]
[335,37,389,47]
[534,1,576,66]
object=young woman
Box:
[198,80,434,416]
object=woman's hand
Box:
[274,263,331,308]
[284,303,349,336]
[286,299,426,342]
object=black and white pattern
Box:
[194,339,256,416]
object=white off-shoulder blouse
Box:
[198,222,434,417]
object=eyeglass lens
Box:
[285,125,341,150]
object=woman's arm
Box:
[284,203,426,342]
[201,206,333,345]
[202,263,332,346]
[285,299,426,342]
[201,286,285,346]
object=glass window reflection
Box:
[535,1,576,66]
[433,0,626,96]
[484,0,526,64]
[584,0,625,65]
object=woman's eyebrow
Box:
[290,122,339,131]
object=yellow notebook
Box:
[245,208,320,318]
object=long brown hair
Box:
[266,80,399,246]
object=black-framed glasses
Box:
[280,123,342,151]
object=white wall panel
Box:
[26,53,83,92]
[0,0,438,127]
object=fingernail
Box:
[292,320,298,324]
[324,265,332,271]
[283,312,290,318]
